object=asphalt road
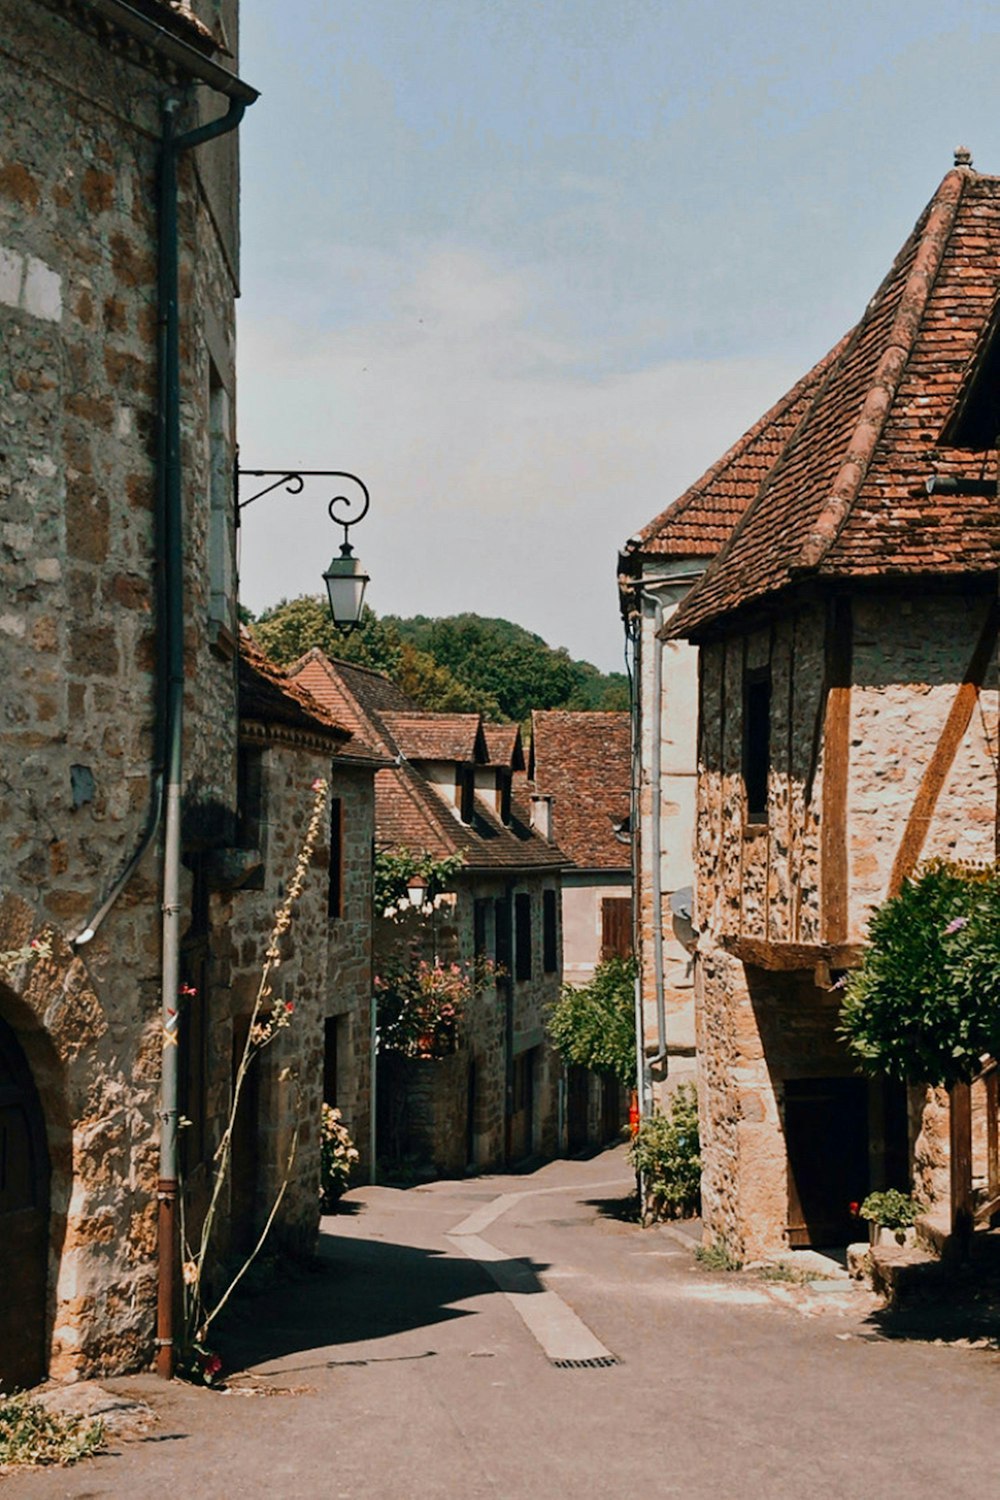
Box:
[8,1146,1000,1499]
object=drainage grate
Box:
[550,1355,620,1369]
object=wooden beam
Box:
[821,598,852,942]
[889,598,999,897]
[720,934,865,971]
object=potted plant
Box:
[856,1189,921,1247]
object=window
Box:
[514,892,532,981]
[207,362,235,644]
[543,889,558,973]
[236,744,264,850]
[601,897,632,960]
[743,668,771,823]
[457,765,475,823]
[328,796,343,918]
[494,896,512,973]
[497,770,512,826]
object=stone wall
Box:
[326,767,375,1175]
[374,871,562,1172]
[695,589,999,1254]
[0,1,244,1378]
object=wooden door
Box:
[0,1017,50,1390]
[785,1077,869,1247]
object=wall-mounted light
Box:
[236,466,372,634]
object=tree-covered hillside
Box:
[248,596,628,721]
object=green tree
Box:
[547,955,637,1087]
[840,860,1000,1086]
[252,595,404,676]
[395,642,493,714]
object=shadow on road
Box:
[218,1225,551,1374]
[583,1194,641,1224]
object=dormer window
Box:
[497,770,512,826]
[457,764,475,823]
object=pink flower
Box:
[944,916,968,935]
[285,1000,295,1014]
[311,778,325,791]
[179,983,198,997]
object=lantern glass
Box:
[323,546,369,633]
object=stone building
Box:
[660,157,1000,1259]
[290,651,567,1172]
[525,710,631,1148]
[0,0,379,1390]
[618,347,842,1115]
[0,0,259,1387]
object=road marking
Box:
[447,1232,616,1365]
[449,1176,632,1237]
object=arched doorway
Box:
[0,1014,50,1390]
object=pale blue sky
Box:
[236,1,1000,672]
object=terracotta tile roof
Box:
[621,338,847,566]
[238,636,352,741]
[671,163,1000,639]
[526,712,631,871]
[375,764,565,873]
[288,651,565,874]
[483,723,526,771]
[289,650,412,755]
[380,713,488,764]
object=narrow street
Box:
[9,1146,1000,1500]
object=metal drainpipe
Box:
[647,592,669,1077]
[155,90,252,1380]
[625,606,647,1121]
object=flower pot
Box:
[868,1223,915,1248]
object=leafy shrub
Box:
[857,1189,920,1231]
[321,1105,360,1207]
[0,1393,105,1468]
[547,956,637,1088]
[840,860,1000,1085]
[627,1082,701,1220]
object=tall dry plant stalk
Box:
[179,777,329,1367]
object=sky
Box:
[235,1,1000,673]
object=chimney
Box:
[530,794,554,842]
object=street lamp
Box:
[236,466,371,633]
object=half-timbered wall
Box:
[695,589,998,1255]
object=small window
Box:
[497,770,512,826]
[601,896,632,960]
[237,744,264,850]
[494,896,512,972]
[543,889,558,973]
[457,765,475,823]
[743,669,771,823]
[514,892,532,981]
[207,362,235,641]
[328,797,343,918]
